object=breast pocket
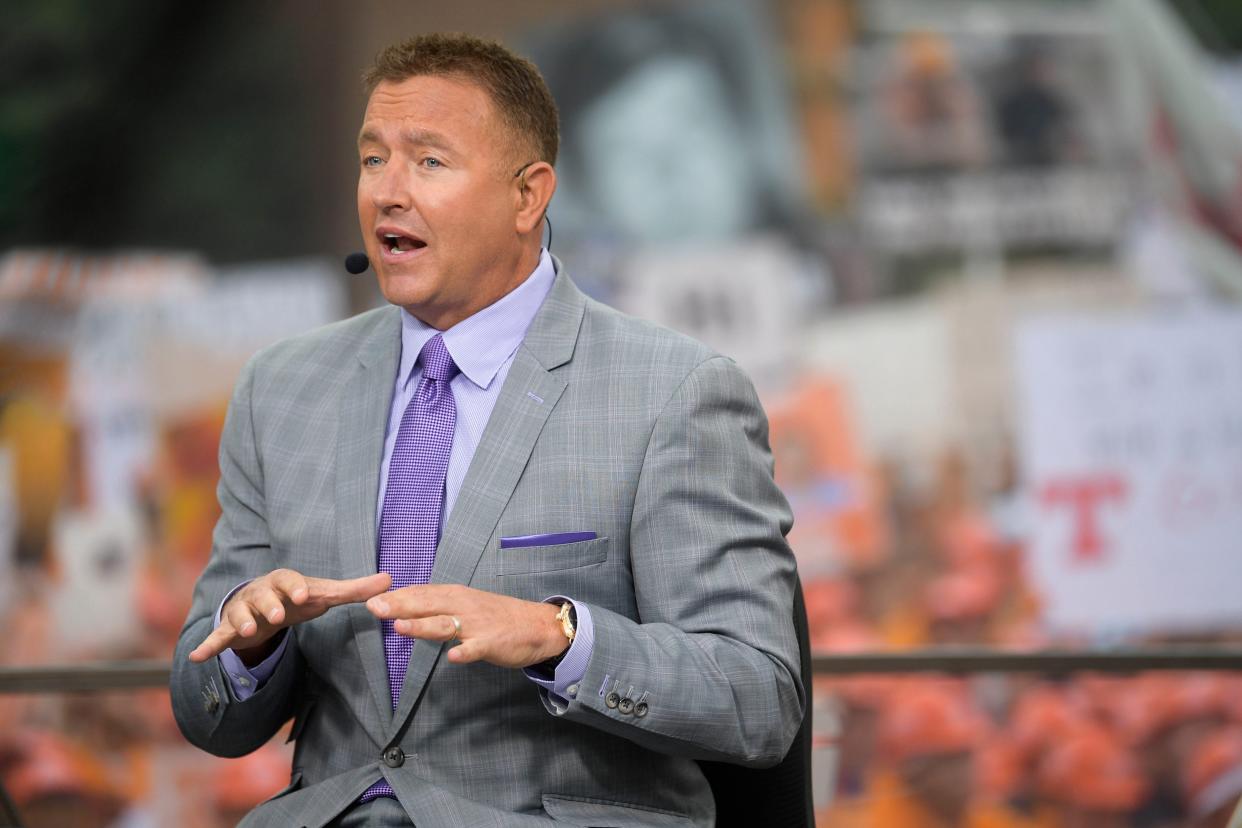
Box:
[495,536,609,576]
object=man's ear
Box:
[515,161,556,236]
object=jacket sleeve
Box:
[169,354,304,757]
[549,356,805,767]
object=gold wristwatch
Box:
[541,602,576,672]
[555,602,576,643]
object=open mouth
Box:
[377,230,427,256]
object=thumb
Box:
[315,572,392,606]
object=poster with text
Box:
[1015,311,1242,635]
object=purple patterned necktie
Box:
[362,334,457,804]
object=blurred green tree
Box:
[0,1,331,262]
[1171,0,1242,54]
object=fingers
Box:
[251,589,287,626]
[366,584,459,620]
[393,614,459,641]
[269,568,309,606]
[186,569,390,665]
[222,570,305,637]
[189,624,240,662]
[377,588,549,669]
[224,596,261,638]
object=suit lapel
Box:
[388,264,587,737]
[336,306,402,731]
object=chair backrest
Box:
[697,575,814,827]
[0,777,25,828]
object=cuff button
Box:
[618,697,635,715]
[634,701,649,718]
[605,691,621,709]
[566,683,579,698]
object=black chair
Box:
[0,778,24,828]
[698,575,814,827]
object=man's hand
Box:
[366,585,568,669]
[189,570,392,664]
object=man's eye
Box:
[362,155,382,168]
[422,157,442,168]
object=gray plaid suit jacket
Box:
[170,264,804,827]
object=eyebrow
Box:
[357,127,455,153]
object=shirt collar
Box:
[397,248,557,391]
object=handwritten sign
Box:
[1015,311,1242,634]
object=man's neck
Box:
[406,243,545,331]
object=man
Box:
[170,33,803,828]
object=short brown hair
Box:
[364,33,559,167]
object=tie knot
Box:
[419,334,459,383]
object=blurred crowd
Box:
[815,672,1242,828]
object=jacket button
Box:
[618,697,635,715]
[605,692,620,709]
[634,701,649,718]
[382,746,405,768]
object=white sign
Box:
[1015,311,1242,635]
[49,508,143,653]
[615,237,809,385]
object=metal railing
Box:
[2,647,1242,694]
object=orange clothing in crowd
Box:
[816,770,1041,828]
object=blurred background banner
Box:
[3,0,1242,826]
[853,3,1131,273]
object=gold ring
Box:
[450,615,462,639]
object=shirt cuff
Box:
[214,580,289,701]
[522,596,594,714]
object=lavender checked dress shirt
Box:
[215,248,594,712]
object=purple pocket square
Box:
[500,531,597,549]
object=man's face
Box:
[358,75,529,329]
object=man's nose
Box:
[369,161,412,213]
